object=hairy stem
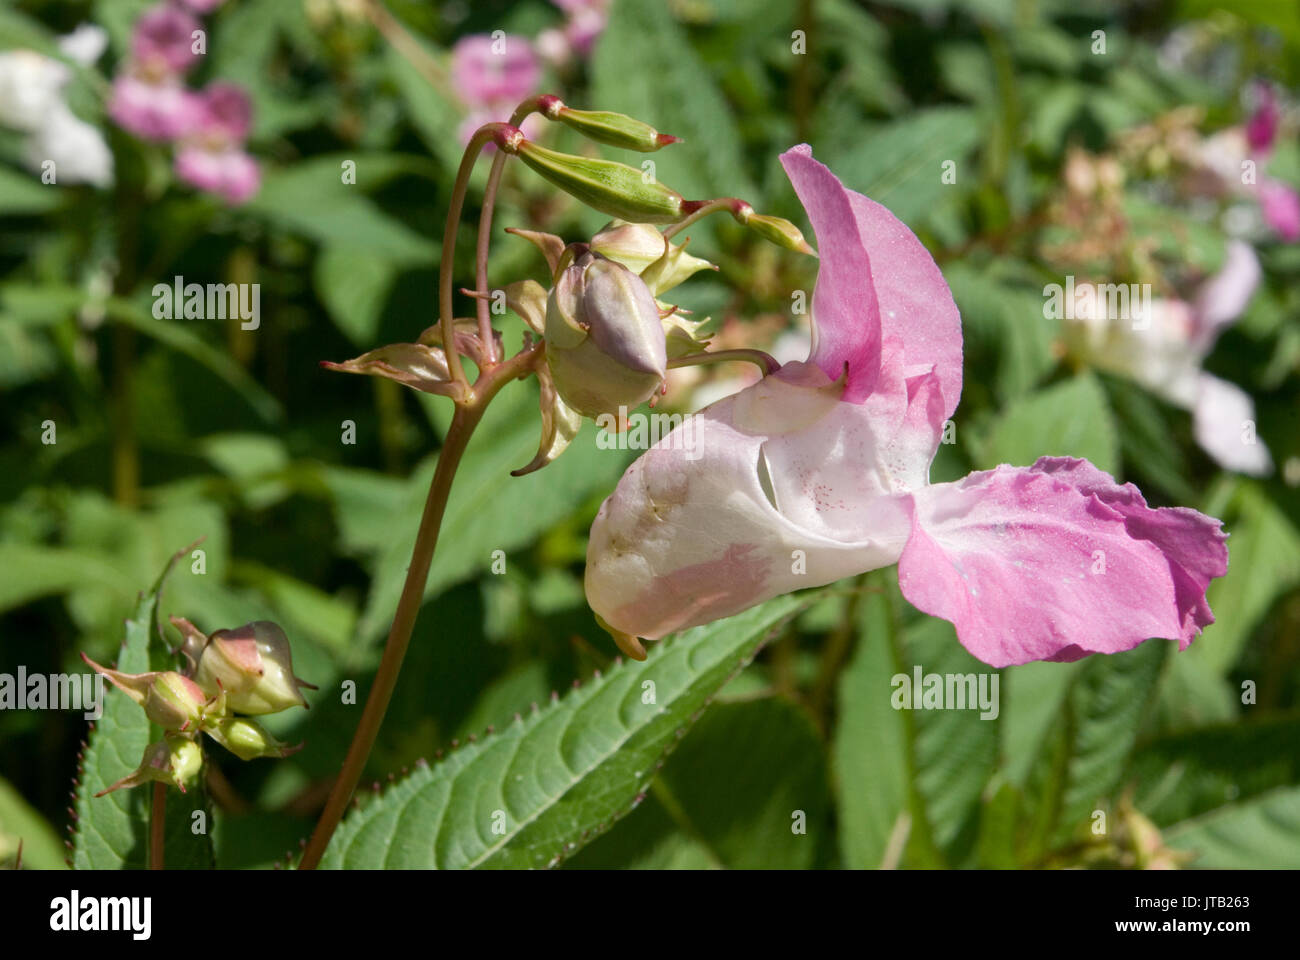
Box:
[149,783,165,870]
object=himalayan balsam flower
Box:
[131,3,202,74]
[450,34,541,144]
[1063,240,1272,476]
[585,145,1229,668]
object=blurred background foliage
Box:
[1,0,1299,869]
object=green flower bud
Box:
[80,655,211,732]
[143,672,209,732]
[194,621,315,716]
[544,249,668,419]
[96,737,203,797]
[204,717,302,761]
[589,220,716,295]
[743,213,816,255]
[510,139,685,224]
[540,97,681,152]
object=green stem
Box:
[668,348,780,375]
[663,197,749,240]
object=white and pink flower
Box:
[585,146,1229,668]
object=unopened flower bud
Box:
[194,621,315,715]
[80,655,210,731]
[590,220,716,294]
[540,97,681,152]
[740,212,815,255]
[96,737,203,796]
[204,716,302,761]
[545,249,668,418]
[510,139,686,224]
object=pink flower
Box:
[193,82,252,142]
[584,145,1229,667]
[175,144,259,204]
[108,72,199,141]
[450,34,540,109]
[1260,178,1300,242]
[1245,82,1278,154]
[171,83,259,203]
[131,4,201,75]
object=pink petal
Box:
[1193,374,1273,476]
[1192,239,1260,349]
[450,34,539,109]
[779,144,963,417]
[897,458,1227,667]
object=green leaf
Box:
[834,579,1000,868]
[0,165,64,215]
[975,372,1119,474]
[314,246,397,347]
[320,594,810,869]
[592,0,755,215]
[1019,640,1167,861]
[246,162,437,265]
[1166,786,1300,869]
[1194,481,1300,676]
[651,698,831,868]
[823,108,982,229]
[1129,713,1300,828]
[0,776,67,869]
[72,547,216,869]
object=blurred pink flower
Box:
[175,144,259,203]
[108,72,199,141]
[451,34,539,108]
[132,4,201,75]
[1260,179,1300,242]
[539,0,609,64]
[585,145,1229,667]
[1245,82,1279,153]
[173,83,259,203]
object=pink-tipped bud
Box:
[511,139,685,224]
[80,655,209,731]
[546,104,681,153]
[194,621,315,715]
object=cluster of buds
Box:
[83,619,315,796]
[323,96,813,478]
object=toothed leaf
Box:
[72,550,216,869]
[320,593,813,868]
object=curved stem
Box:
[475,99,548,366]
[149,782,165,870]
[298,342,546,870]
[669,348,781,376]
[441,126,512,390]
[663,197,750,240]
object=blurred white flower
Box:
[1064,240,1272,475]
[0,26,112,187]
[24,102,114,188]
